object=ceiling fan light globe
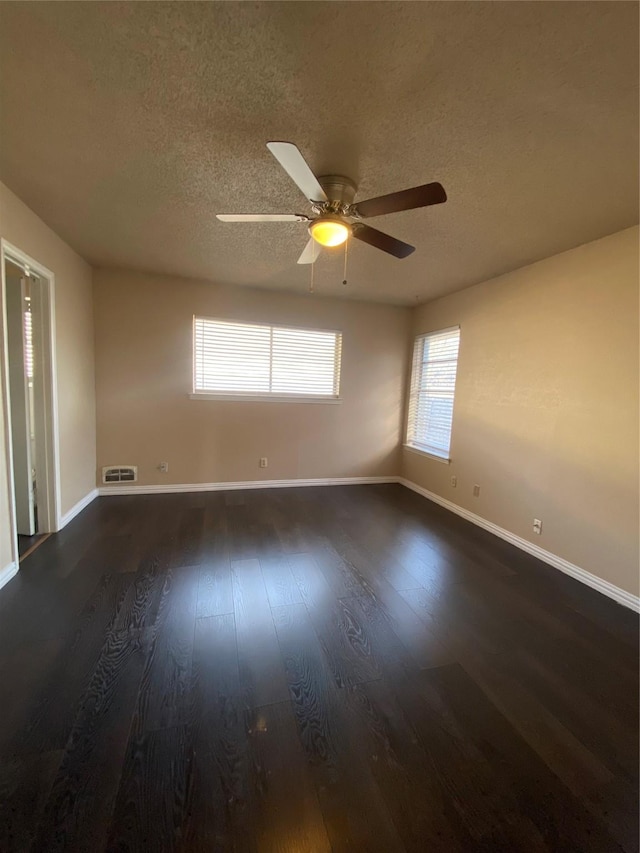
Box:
[309,217,350,247]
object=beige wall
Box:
[94,269,410,487]
[402,226,639,597]
[0,181,96,569]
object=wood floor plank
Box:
[309,540,368,599]
[227,503,262,561]
[398,585,511,659]
[32,629,148,852]
[0,535,124,650]
[477,567,640,687]
[183,613,253,852]
[196,559,234,618]
[392,668,553,851]
[131,567,199,734]
[500,643,639,781]
[497,588,639,726]
[328,538,456,670]
[170,507,205,568]
[194,497,234,618]
[105,723,193,852]
[288,552,386,688]
[231,558,290,709]
[463,651,639,852]
[350,677,475,852]
[111,565,167,634]
[260,554,304,608]
[245,699,332,853]
[265,491,313,554]
[193,494,227,561]
[338,593,420,684]
[333,497,444,592]
[272,602,406,852]
[341,484,515,585]
[0,749,63,852]
[6,572,134,757]
[414,663,627,852]
[565,587,640,649]
[0,637,64,759]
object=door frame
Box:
[1,239,60,572]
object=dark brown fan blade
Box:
[354,182,447,218]
[352,224,415,259]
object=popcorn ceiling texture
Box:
[0,1,637,305]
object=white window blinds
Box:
[24,307,33,380]
[193,317,342,399]
[406,327,460,459]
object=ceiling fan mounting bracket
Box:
[317,175,357,206]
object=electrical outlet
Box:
[473,484,480,497]
[451,475,457,488]
[259,457,268,468]
[533,518,542,535]
[158,462,169,473]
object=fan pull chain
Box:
[309,242,315,293]
[342,238,349,286]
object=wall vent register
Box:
[102,466,138,484]
[193,317,342,401]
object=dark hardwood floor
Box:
[17,533,48,560]
[0,484,637,852]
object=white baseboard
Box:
[57,488,99,530]
[97,475,397,497]
[399,478,640,613]
[0,560,18,591]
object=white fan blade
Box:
[267,142,328,203]
[297,238,321,265]
[217,214,308,222]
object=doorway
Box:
[1,241,59,571]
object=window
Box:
[406,326,460,460]
[193,317,342,400]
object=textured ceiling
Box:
[0,2,638,305]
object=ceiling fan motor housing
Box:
[308,176,358,246]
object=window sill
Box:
[403,444,451,464]
[189,393,342,404]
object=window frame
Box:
[404,325,460,463]
[190,315,343,403]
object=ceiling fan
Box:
[217,142,447,264]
